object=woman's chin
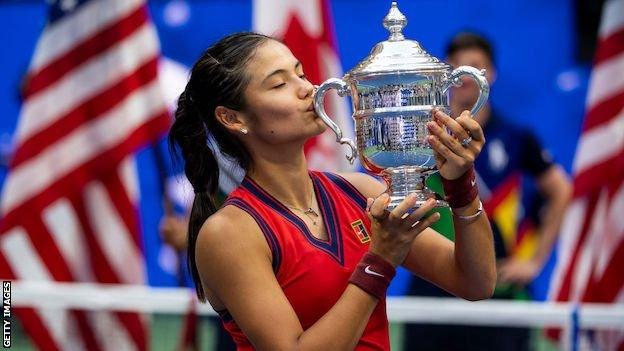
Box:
[313,116,328,129]
[313,121,328,135]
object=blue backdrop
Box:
[0,0,589,296]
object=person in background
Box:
[160,215,188,252]
[448,32,573,290]
[403,31,573,351]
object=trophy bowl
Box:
[314,1,489,209]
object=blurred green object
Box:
[426,173,455,240]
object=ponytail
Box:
[168,32,271,301]
[169,90,219,301]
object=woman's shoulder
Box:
[194,203,274,309]
[203,204,244,227]
[197,204,265,252]
[331,171,386,199]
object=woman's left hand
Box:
[427,109,485,180]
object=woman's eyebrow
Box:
[262,61,302,83]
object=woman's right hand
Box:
[367,193,441,267]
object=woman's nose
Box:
[298,80,315,99]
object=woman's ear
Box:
[215,106,247,134]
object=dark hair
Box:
[445,32,495,65]
[168,32,272,302]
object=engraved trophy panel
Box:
[351,72,449,174]
[313,1,489,209]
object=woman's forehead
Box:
[247,41,299,79]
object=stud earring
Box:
[240,128,248,135]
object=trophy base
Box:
[382,166,448,210]
[387,190,447,210]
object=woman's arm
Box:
[341,173,494,300]
[402,197,495,300]
[423,109,495,299]
[340,109,496,301]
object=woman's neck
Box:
[247,148,313,210]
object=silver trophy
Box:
[314,1,489,209]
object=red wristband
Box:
[441,167,479,208]
[349,252,396,300]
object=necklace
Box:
[289,206,320,226]
[280,184,320,226]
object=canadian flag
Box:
[253,0,356,172]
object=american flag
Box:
[549,0,624,349]
[0,0,169,349]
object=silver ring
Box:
[460,136,473,147]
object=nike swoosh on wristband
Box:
[364,265,385,278]
[471,178,476,187]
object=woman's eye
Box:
[299,74,307,80]
[272,83,286,89]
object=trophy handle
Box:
[313,78,358,164]
[442,66,490,116]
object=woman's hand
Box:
[366,194,441,267]
[427,109,485,180]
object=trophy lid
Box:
[345,2,451,80]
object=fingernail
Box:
[427,135,435,144]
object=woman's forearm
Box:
[451,197,496,300]
[293,285,378,351]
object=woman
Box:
[169,32,496,351]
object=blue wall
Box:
[0,1,589,291]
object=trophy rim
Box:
[344,66,453,81]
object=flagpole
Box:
[149,139,187,288]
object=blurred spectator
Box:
[159,214,188,252]
[403,32,573,351]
